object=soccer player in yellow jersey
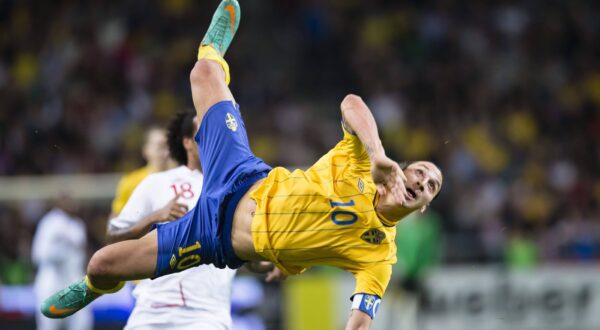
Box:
[41,1,442,329]
[109,127,171,218]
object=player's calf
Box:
[89,231,159,283]
[190,59,235,121]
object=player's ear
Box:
[182,137,194,150]
[420,205,428,214]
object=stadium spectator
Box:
[31,194,91,330]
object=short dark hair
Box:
[167,110,196,165]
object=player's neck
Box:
[186,158,202,172]
[375,204,415,226]
[147,161,168,171]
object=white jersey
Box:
[32,208,92,330]
[109,165,237,330]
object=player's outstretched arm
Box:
[106,192,188,243]
[340,94,407,206]
[345,309,372,330]
[340,94,384,159]
[106,213,162,243]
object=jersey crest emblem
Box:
[225,112,238,132]
[361,228,386,244]
[358,178,364,193]
[169,254,177,269]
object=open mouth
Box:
[406,188,416,201]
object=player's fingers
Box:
[398,185,407,203]
[376,184,386,196]
[392,178,406,203]
[266,268,287,282]
[390,172,400,187]
[398,167,407,181]
[169,209,186,220]
[387,176,398,192]
[268,272,287,282]
[385,182,394,194]
[175,203,189,212]
[398,189,406,205]
[171,191,184,201]
[392,187,405,205]
[265,272,275,282]
[396,175,407,193]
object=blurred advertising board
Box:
[284,266,600,330]
[419,266,600,330]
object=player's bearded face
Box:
[402,161,442,209]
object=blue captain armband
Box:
[351,293,381,319]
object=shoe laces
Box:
[58,281,88,302]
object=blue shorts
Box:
[154,101,271,277]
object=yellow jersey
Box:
[250,126,397,298]
[111,166,155,214]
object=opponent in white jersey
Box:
[107,111,236,330]
[32,196,92,330]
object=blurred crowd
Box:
[1,0,599,286]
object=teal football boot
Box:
[40,278,101,319]
[201,0,241,56]
[41,276,123,319]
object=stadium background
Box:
[0,0,599,329]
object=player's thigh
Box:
[190,60,234,124]
[154,210,209,277]
[89,230,158,280]
[196,100,270,186]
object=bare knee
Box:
[189,59,234,119]
[190,59,224,88]
[87,248,116,279]
[341,94,364,108]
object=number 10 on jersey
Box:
[330,199,357,225]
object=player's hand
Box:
[245,261,275,274]
[156,192,189,222]
[370,153,407,206]
[265,266,288,282]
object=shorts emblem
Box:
[226,112,238,132]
